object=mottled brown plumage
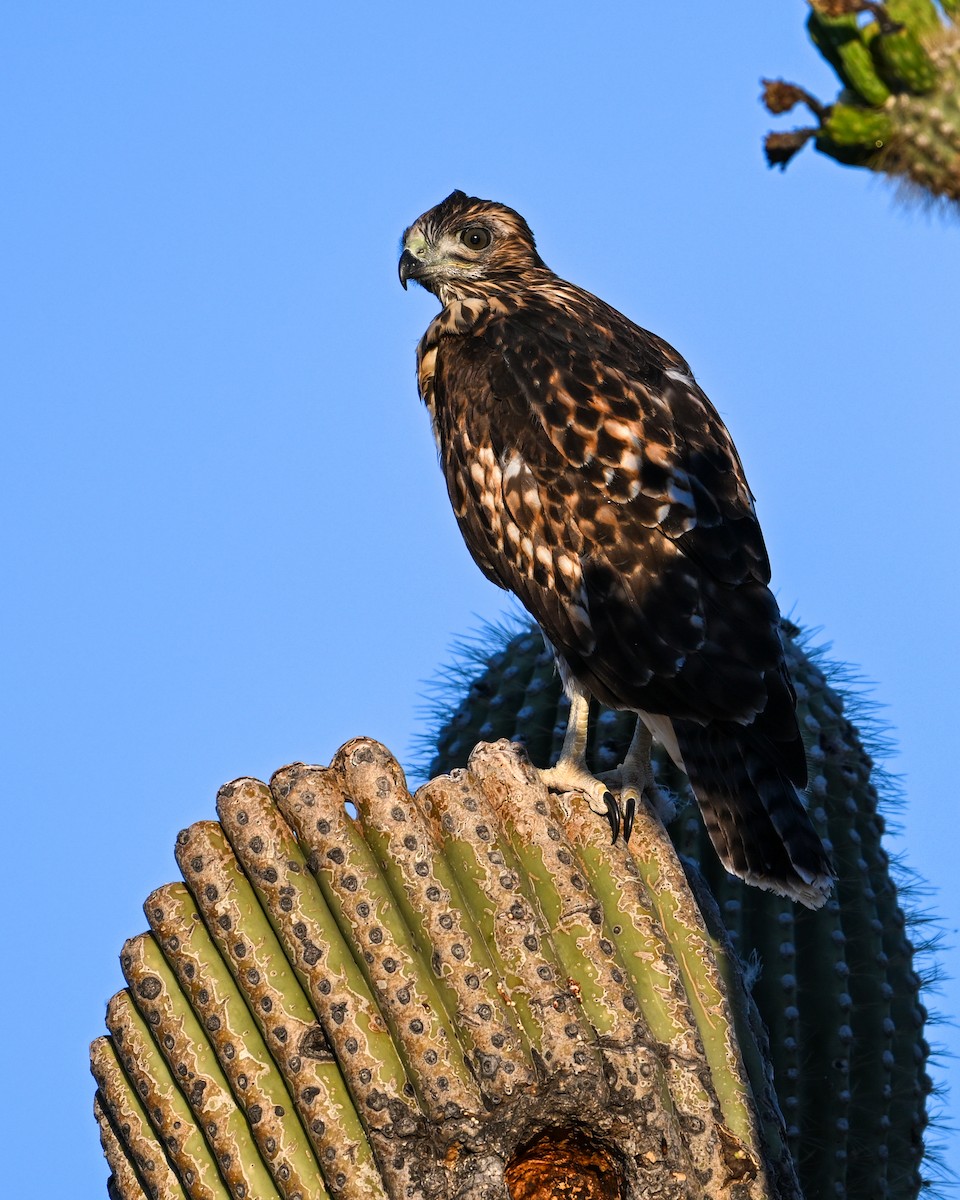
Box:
[400,191,833,907]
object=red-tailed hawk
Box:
[400,191,833,908]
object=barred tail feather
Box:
[673,718,835,909]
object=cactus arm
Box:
[88,737,828,1198]
[767,3,960,204]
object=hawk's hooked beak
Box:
[398,248,421,290]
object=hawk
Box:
[399,191,833,908]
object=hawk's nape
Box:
[399,190,834,909]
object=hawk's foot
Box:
[537,761,623,843]
[536,759,671,845]
[536,694,667,843]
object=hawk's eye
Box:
[460,226,491,250]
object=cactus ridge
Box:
[423,617,937,1200]
[94,732,812,1200]
[764,2,960,206]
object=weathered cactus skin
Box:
[93,738,809,1200]
[427,621,931,1200]
[764,1,960,206]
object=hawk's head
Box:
[399,191,546,303]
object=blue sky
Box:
[3,3,958,1192]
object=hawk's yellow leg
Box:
[599,719,673,825]
[538,697,670,842]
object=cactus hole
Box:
[505,1126,622,1200]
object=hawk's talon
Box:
[623,795,636,843]
[603,791,620,843]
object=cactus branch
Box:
[766,1,960,204]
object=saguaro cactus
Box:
[427,621,932,1200]
[93,739,807,1200]
[763,0,960,205]
[92,623,932,1198]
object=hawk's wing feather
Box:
[434,295,788,727]
[426,283,805,782]
[484,302,773,589]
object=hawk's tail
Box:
[673,718,835,910]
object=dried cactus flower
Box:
[764,1,960,205]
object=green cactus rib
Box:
[336,739,536,1099]
[121,931,286,1200]
[94,1092,152,1200]
[735,891,797,1140]
[176,810,402,1199]
[470,741,789,1190]
[610,797,764,1158]
[143,883,336,1200]
[680,864,794,1182]
[105,989,232,1200]
[805,681,891,1195]
[426,621,932,1200]
[792,643,928,1197]
[91,1037,188,1200]
[269,762,483,1119]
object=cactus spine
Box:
[764,1,960,205]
